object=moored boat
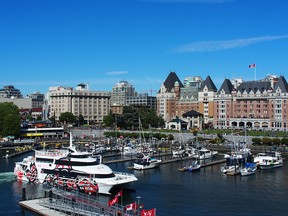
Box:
[192,148,218,160]
[187,160,201,172]
[258,155,283,170]
[13,133,138,194]
[133,153,162,170]
[240,163,257,176]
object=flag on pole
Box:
[249,63,256,68]
[116,189,122,197]
[108,189,122,207]
[124,202,137,211]
[108,195,119,207]
[141,208,156,216]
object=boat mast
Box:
[70,132,73,149]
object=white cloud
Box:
[106,71,128,75]
[173,35,288,53]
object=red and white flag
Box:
[124,202,137,211]
[249,63,256,68]
[108,195,118,207]
[116,189,122,197]
[141,208,156,216]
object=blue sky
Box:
[1,0,288,96]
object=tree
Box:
[59,112,76,125]
[77,114,85,126]
[103,113,115,128]
[0,102,21,137]
[102,106,165,130]
[120,107,139,130]
[252,137,262,145]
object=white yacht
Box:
[14,134,138,194]
[257,152,283,170]
[192,148,218,160]
[122,143,139,156]
[133,153,162,170]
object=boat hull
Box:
[14,155,138,195]
[133,161,161,170]
[259,163,283,170]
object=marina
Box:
[0,144,287,216]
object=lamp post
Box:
[136,196,141,215]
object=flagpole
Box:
[121,188,123,207]
[254,62,257,81]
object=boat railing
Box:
[39,184,138,216]
[114,171,137,178]
[35,150,68,157]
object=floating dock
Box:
[20,186,138,216]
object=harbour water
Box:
[0,150,287,216]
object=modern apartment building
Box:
[46,84,110,126]
[110,80,136,106]
[126,93,157,111]
[0,85,23,98]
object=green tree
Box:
[271,138,281,146]
[59,112,76,125]
[49,114,56,127]
[103,113,115,128]
[120,107,139,130]
[262,137,272,145]
[0,102,21,137]
[252,137,262,145]
[281,137,288,145]
[77,114,85,126]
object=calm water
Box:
[0,150,288,216]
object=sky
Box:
[1,0,288,97]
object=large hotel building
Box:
[157,72,288,131]
[45,84,110,126]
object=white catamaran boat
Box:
[14,134,138,194]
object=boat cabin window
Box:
[68,154,90,159]
[94,173,116,178]
[36,158,54,163]
[55,159,100,166]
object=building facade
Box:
[157,72,183,121]
[46,84,110,126]
[213,75,288,131]
[0,85,23,98]
[126,93,157,111]
[110,81,136,106]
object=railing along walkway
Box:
[39,184,138,216]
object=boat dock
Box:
[20,186,139,216]
[126,154,226,170]
[2,148,33,158]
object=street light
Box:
[136,196,142,214]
